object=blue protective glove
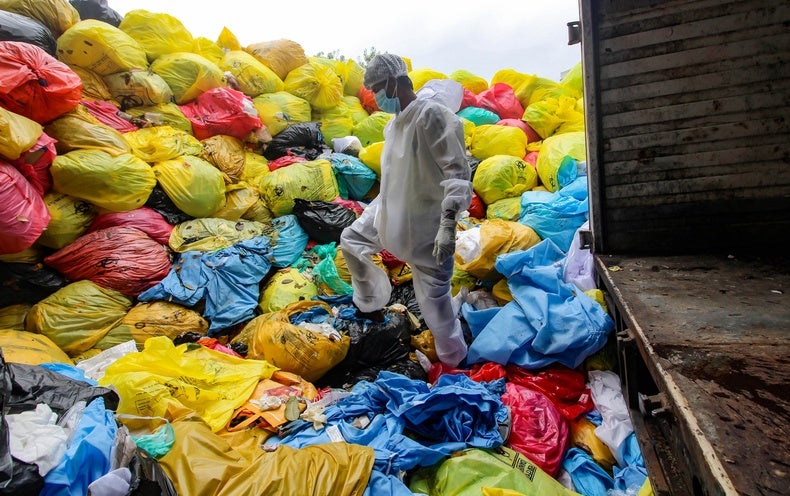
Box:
[432,211,457,265]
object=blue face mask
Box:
[375,80,401,114]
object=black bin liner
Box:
[0,10,57,55]
[0,261,66,307]
[293,199,357,244]
[69,0,122,27]
[263,122,326,161]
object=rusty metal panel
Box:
[582,0,790,254]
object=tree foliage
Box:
[313,46,380,68]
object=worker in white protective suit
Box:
[339,54,472,367]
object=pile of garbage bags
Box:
[0,1,651,495]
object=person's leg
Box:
[339,209,392,314]
[411,257,468,367]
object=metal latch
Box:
[638,392,669,417]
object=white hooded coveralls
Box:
[340,81,472,366]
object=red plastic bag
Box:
[467,192,486,218]
[496,118,542,143]
[81,100,137,133]
[477,83,524,121]
[501,382,569,477]
[0,41,82,124]
[357,86,378,115]
[44,226,171,296]
[506,364,594,420]
[524,150,539,168]
[180,86,262,141]
[460,88,479,110]
[9,132,56,196]
[332,197,365,215]
[427,361,507,384]
[88,207,174,245]
[0,161,50,254]
[267,154,308,171]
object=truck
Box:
[576,0,789,494]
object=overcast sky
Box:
[108,0,582,83]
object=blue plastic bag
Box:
[520,175,589,252]
[328,153,377,200]
[562,447,614,496]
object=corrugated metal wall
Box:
[582,0,790,254]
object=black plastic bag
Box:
[293,199,357,244]
[263,122,326,160]
[127,449,178,496]
[0,261,66,307]
[0,10,57,55]
[388,282,422,323]
[467,155,481,181]
[144,185,193,226]
[0,353,44,496]
[69,0,122,27]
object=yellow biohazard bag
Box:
[570,417,617,472]
[471,125,528,161]
[159,417,374,496]
[252,91,311,136]
[0,0,78,37]
[100,336,277,432]
[103,69,174,108]
[168,218,267,253]
[473,155,538,205]
[0,107,41,161]
[69,65,115,103]
[219,50,284,97]
[245,39,308,81]
[358,141,384,178]
[258,159,339,217]
[340,58,364,96]
[199,135,246,183]
[56,19,148,76]
[536,131,586,192]
[125,103,193,135]
[314,103,355,147]
[192,36,224,65]
[241,151,270,185]
[124,126,202,163]
[150,52,225,104]
[456,220,541,281]
[96,301,209,351]
[408,67,447,91]
[118,9,194,62]
[152,155,227,218]
[51,150,156,212]
[492,279,513,305]
[45,106,131,156]
[36,192,96,249]
[26,280,132,357]
[485,197,522,221]
[284,61,343,111]
[451,69,489,94]
[212,183,261,222]
[217,26,242,52]
[342,95,370,124]
[490,69,536,108]
[353,111,392,147]
[0,329,73,365]
[524,95,584,140]
[259,268,319,313]
[236,301,349,382]
[0,304,29,331]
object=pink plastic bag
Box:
[180,86,262,141]
[0,161,50,254]
[9,132,56,196]
[477,83,524,121]
[88,207,174,245]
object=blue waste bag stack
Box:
[0,3,652,495]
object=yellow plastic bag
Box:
[26,280,132,357]
[241,151,270,185]
[0,107,41,161]
[152,155,227,218]
[0,0,78,37]
[191,36,224,65]
[45,106,131,156]
[340,58,364,96]
[124,126,202,163]
[238,301,350,382]
[150,52,225,104]
[342,95,370,125]
[212,183,261,222]
[258,159,339,217]
[353,111,392,147]
[252,91,311,136]
[216,26,242,52]
[473,155,537,205]
[0,304,29,331]
[485,197,522,221]
[284,61,343,111]
[96,301,209,351]
[56,19,148,76]
[51,150,156,212]
[100,336,277,432]
[69,65,116,103]
[220,50,284,97]
[314,102,355,147]
[0,329,73,365]
[168,218,267,253]
[259,268,318,313]
[570,417,617,473]
[358,141,384,178]
[471,125,528,161]
[490,69,536,107]
[408,67,447,91]
[492,279,513,305]
[103,69,174,108]
[36,192,96,249]
[523,95,584,140]
[199,135,246,183]
[126,103,193,135]
[245,39,308,81]
[536,131,586,192]
[456,220,541,281]
[118,9,194,62]
[159,417,374,496]
[560,61,584,97]
[451,69,489,94]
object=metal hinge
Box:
[639,392,669,417]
